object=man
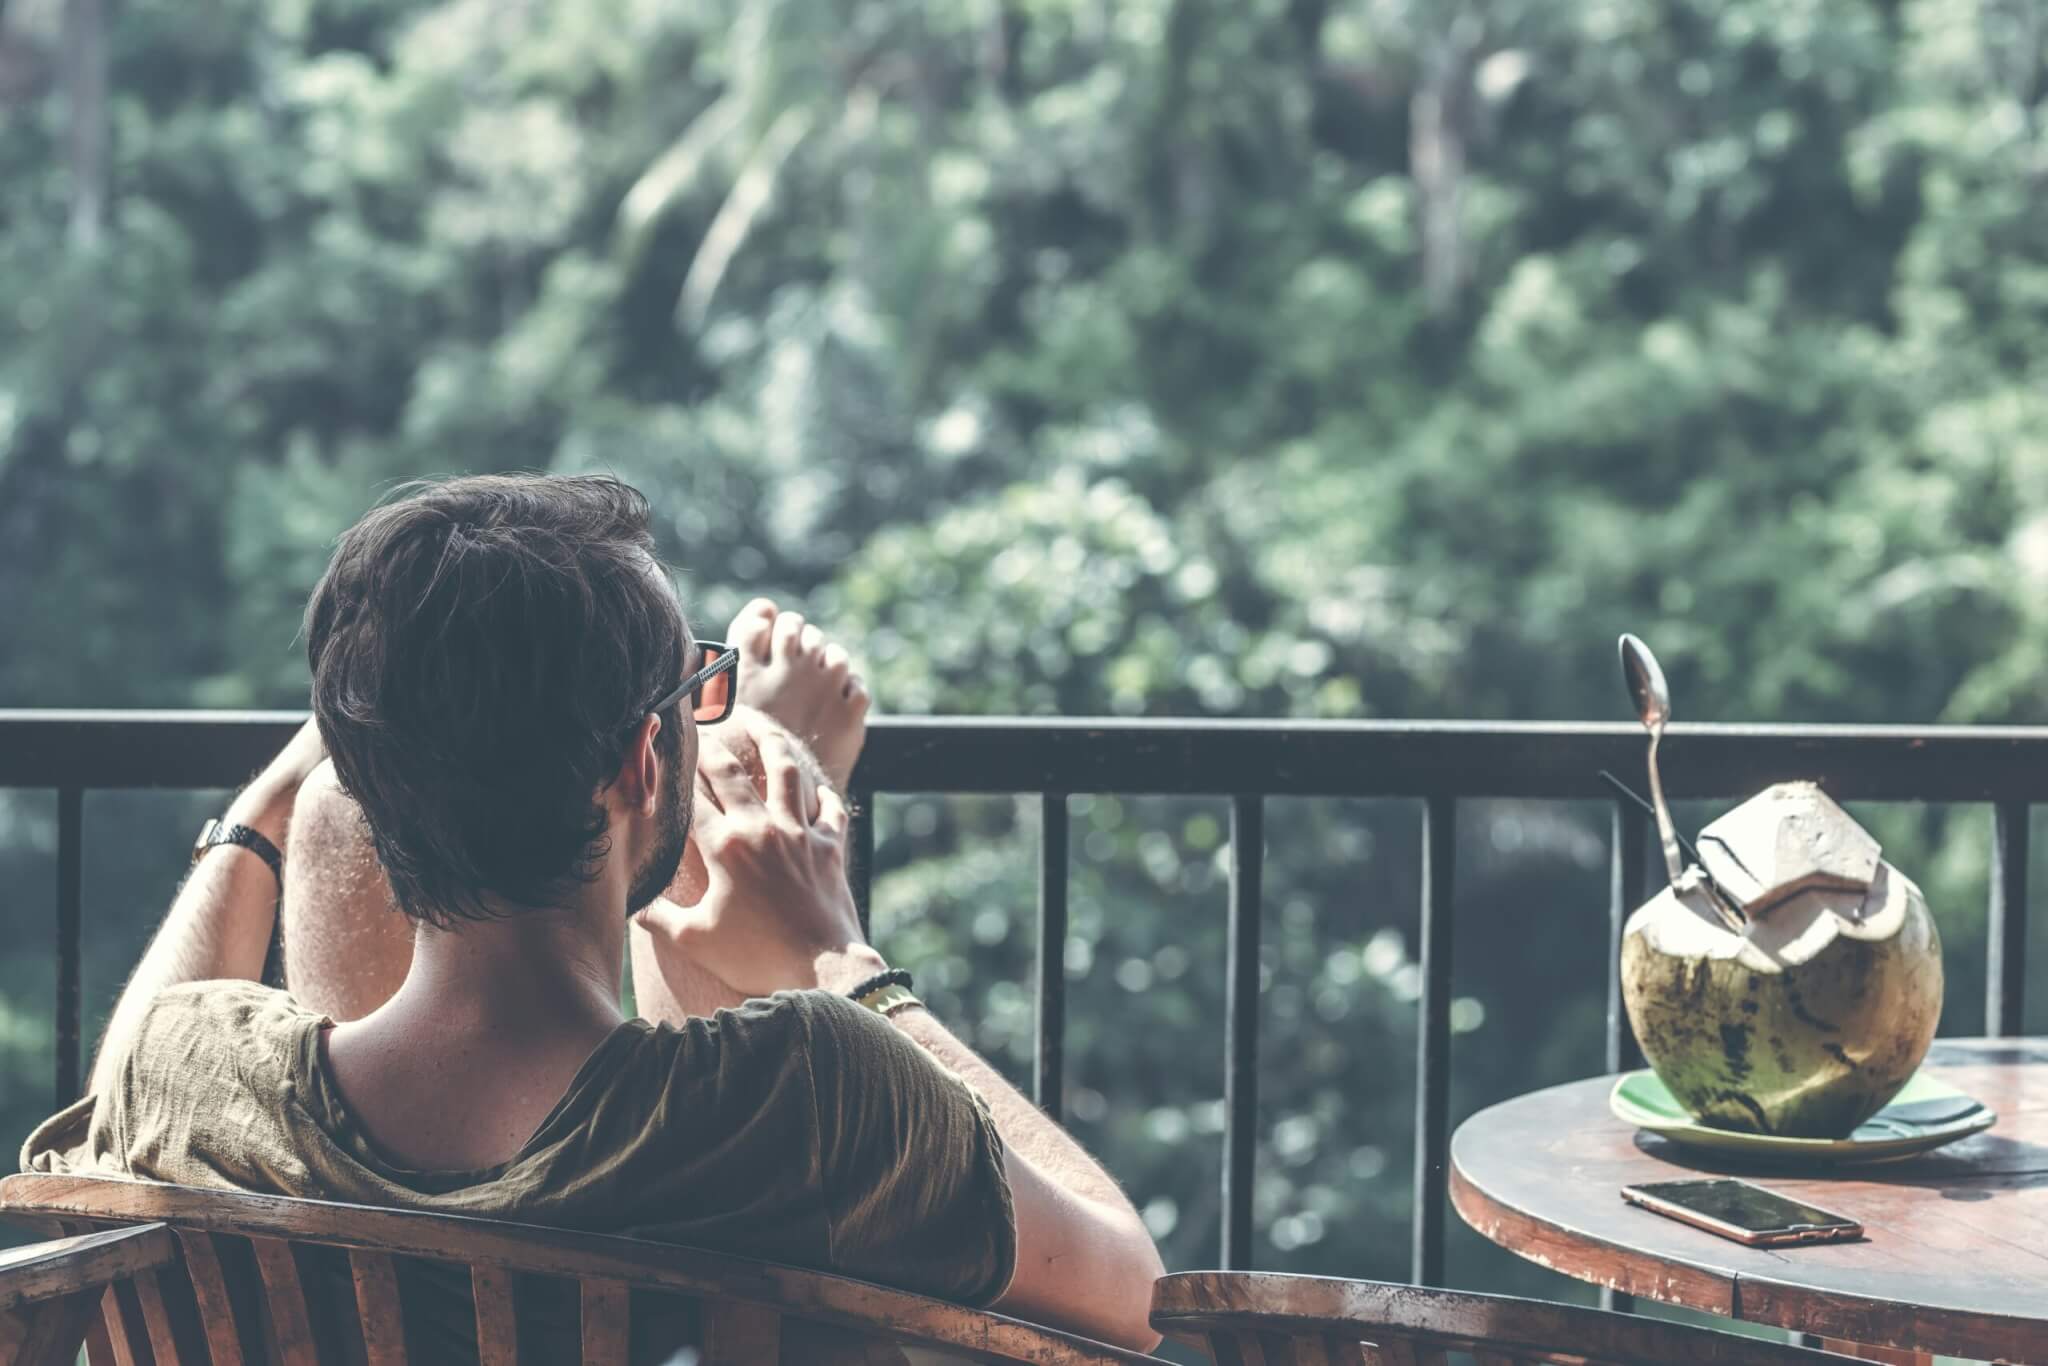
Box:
[22,473,1164,1352]
[279,595,871,1028]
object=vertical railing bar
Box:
[1035,792,1069,1118]
[849,787,875,938]
[1602,798,1647,1314]
[1988,801,2029,1038]
[1606,800,1647,1076]
[56,785,83,1105]
[1411,795,1454,1288]
[1221,794,1264,1270]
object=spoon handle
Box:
[1645,726,1686,885]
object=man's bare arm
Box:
[89,721,325,1097]
[637,730,1165,1350]
[885,1007,1165,1350]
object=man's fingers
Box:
[771,609,807,661]
[816,784,851,841]
[761,731,807,827]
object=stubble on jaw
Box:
[625,718,693,916]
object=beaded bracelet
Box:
[845,968,914,1001]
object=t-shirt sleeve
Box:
[797,993,1017,1305]
[19,981,321,1188]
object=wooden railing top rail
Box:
[13,709,2048,799]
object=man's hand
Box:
[228,717,329,851]
[639,727,882,999]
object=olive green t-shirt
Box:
[22,981,1015,1307]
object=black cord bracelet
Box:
[846,968,913,1000]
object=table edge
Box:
[1446,1153,1739,1317]
[1448,1059,2048,1362]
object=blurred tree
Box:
[3,0,2047,1297]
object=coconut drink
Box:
[1620,781,1944,1137]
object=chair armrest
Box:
[0,1223,179,1314]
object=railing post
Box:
[1988,802,2029,1037]
[56,786,83,1105]
[849,787,875,938]
[1606,799,1648,1076]
[1412,795,1454,1288]
[1603,798,1648,1313]
[1035,793,1069,1118]
[1222,794,1264,1270]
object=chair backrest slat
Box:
[348,1249,408,1366]
[97,1282,148,1366]
[84,1305,120,1366]
[4,1288,103,1366]
[578,1277,628,1366]
[177,1230,249,1366]
[134,1266,185,1361]
[1321,1336,1369,1366]
[1227,1329,1269,1366]
[1290,1335,1332,1366]
[704,1297,782,1366]
[470,1263,520,1366]
[251,1235,320,1366]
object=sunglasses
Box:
[648,640,739,726]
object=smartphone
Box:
[1620,1178,1863,1248]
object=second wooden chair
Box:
[1151,1270,1862,1365]
[0,1222,181,1366]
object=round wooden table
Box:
[1450,1038,2048,1364]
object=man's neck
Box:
[394,894,629,1039]
[321,894,632,1171]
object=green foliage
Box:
[5,0,2048,1298]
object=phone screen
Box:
[1626,1179,1855,1233]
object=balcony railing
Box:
[1,711,2040,1290]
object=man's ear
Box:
[617,713,664,816]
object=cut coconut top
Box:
[1626,861,1921,971]
[1696,781,1881,916]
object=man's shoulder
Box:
[638,988,881,1049]
[622,990,901,1099]
[738,989,905,1070]
[115,980,321,1084]
[154,977,313,1013]
[140,979,324,1040]
[22,982,324,1182]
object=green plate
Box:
[1609,1069,1996,1163]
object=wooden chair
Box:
[1,1222,181,1366]
[1151,1270,1863,1365]
[1,1173,1170,1365]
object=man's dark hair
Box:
[305,473,688,926]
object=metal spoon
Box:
[1618,633,1687,888]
